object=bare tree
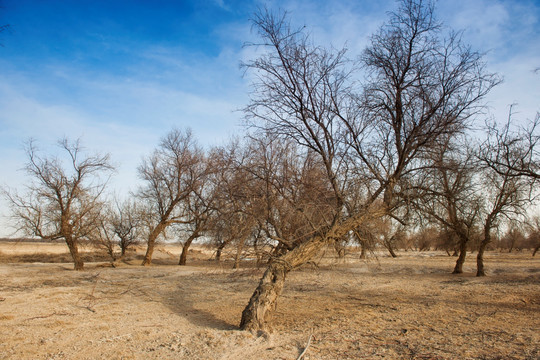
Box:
[90,208,120,262]
[526,216,540,256]
[2,138,113,270]
[110,198,142,257]
[205,139,254,263]
[137,128,204,266]
[238,0,499,331]
[413,136,482,273]
[176,154,216,266]
[475,112,538,276]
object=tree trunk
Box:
[476,225,492,276]
[179,235,197,265]
[452,236,467,274]
[142,242,155,266]
[66,237,84,271]
[142,223,166,266]
[233,253,240,269]
[233,239,245,269]
[215,241,227,262]
[253,239,263,267]
[384,239,398,258]
[508,239,515,253]
[239,236,327,332]
[334,241,345,258]
[120,243,126,257]
[359,240,366,259]
[476,240,488,276]
[533,244,540,257]
[120,237,129,257]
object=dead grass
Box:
[0,241,538,359]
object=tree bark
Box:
[477,221,494,276]
[384,239,398,258]
[476,240,488,276]
[120,243,126,257]
[239,236,327,332]
[215,241,227,262]
[476,226,492,276]
[142,223,166,266]
[359,240,367,259]
[253,239,263,267]
[66,237,84,271]
[452,235,467,274]
[178,234,197,265]
[233,239,246,269]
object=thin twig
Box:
[25,312,72,321]
[297,330,314,360]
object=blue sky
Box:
[1,0,539,236]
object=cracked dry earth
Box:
[0,242,539,359]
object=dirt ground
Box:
[0,241,539,360]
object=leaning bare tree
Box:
[2,138,114,270]
[137,128,204,266]
[238,0,498,331]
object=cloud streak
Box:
[1,0,539,236]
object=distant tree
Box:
[475,111,539,276]
[412,226,440,252]
[136,128,204,266]
[90,209,119,262]
[110,198,142,257]
[526,216,540,256]
[2,138,114,270]
[176,154,216,266]
[500,224,527,253]
[414,136,482,273]
[202,139,255,264]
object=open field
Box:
[0,241,539,359]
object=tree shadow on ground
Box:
[161,272,255,331]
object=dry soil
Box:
[0,241,539,359]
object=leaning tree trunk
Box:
[142,223,166,266]
[476,229,491,276]
[384,238,398,258]
[65,236,84,271]
[239,236,327,332]
[215,241,227,262]
[179,233,199,265]
[452,235,468,274]
[533,244,540,257]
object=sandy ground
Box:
[0,242,539,360]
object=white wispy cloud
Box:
[1,0,539,236]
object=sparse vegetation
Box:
[1,0,539,358]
